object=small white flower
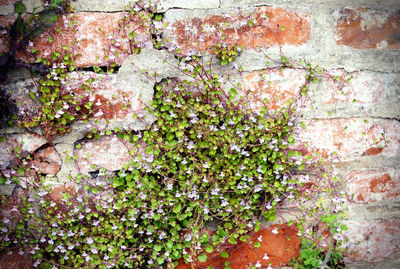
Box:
[272,227,278,234]
[187,141,194,149]
[184,233,192,241]
[86,237,94,245]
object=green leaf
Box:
[166,132,175,141]
[200,233,209,243]
[198,253,207,263]
[14,2,26,14]
[221,252,229,259]
[29,92,36,100]
[173,203,182,213]
[49,14,58,23]
[205,245,214,253]
[229,88,238,98]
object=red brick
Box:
[65,72,144,122]
[20,12,152,67]
[317,70,387,106]
[347,169,400,203]
[74,135,136,173]
[344,218,400,262]
[294,118,400,161]
[241,68,306,112]
[0,132,48,170]
[178,224,300,269]
[164,7,310,54]
[29,146,61,175]
[335,8,400,49]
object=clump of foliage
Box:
[0,52,347,268]
[212,43,243,65]
[290,238,345,269]
[0,0,347,268]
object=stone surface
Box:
[118,47,180,80]
[54,143,78,181]
[294,118,400,162]
[74,135,134,174]
[72,0,219,12]
[343,218,400,262]
[0,76,40,118]
[345,202,400,221]
[178,224,300,269]
[347,169,400,204]
[0,184,15,195]
[0,132,47,170]
[0,0,42,15]
[345,253,400,269]
[71,0,128,12]
[22,12,152,67]
[335,8,400,49]
[163,7,310,54]
[241,68,306,112]
[156,0,220,12]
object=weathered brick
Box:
[29,146,61,175]
[74,135,135,174]
[65,71,144,123]
[163,7,310,54]
[22,12,152,67]
[306,70,400,119]
[347,169,400,203]
[178,224,299,269]
[335,8,400,49]
[343,218,400,262]
[241,68,306,112]
[315,70,386,105]
[0,132,47,170]
[294,118,400,161]
[1,70,150,132]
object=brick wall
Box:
[1,0,400,268]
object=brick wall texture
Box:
[1,0,400,268]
